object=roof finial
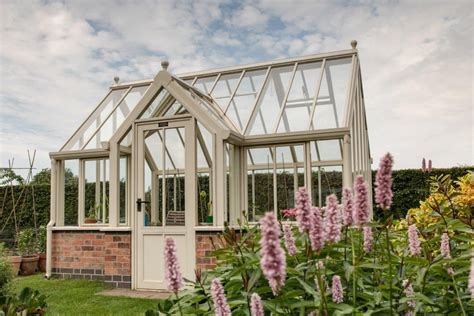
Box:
[161,59,169,71]
[351,40,358,49]
[113,76,120,84]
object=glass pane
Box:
[197,123,212,169]
[248,147,273,165]
[248,66,294,135]
[210,73,241,110]
[66,89,127,150]
[120,129,132,148]
[319,139,342,161]
[248,168,274,222]
[225,69,266,131]
[64,160,79,226]
[162,100,185,117]
[310,140,342,161]
[164,127,185,226]
[143,129,163,227]
[275,145,304,217]
[193,76,218,94]
[120,85,149,116]
[119,157,128,224]
[278,62,322,132]
[311,165,343,207]
[197,123,213,226]
[84,159,109,224]
[145,130,164,168]
[140,89,172,119]
[312,58,352,129]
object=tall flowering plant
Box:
[147,160,473,316]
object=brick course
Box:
[195,232,224,271]
[51,230,131,288]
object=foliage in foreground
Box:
[149,170,473,315]
[0,287,47,316]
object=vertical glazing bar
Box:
[318,167,322,208]
[272,63,298,133]
[102,159,107,223]
[342,134,352,189]
[304,142,312,199]
[162,129,166,226]
[307,59,327,130]
[244,67,272,135]
[78,160,85,226]
[272,146,277,217]
[224,70,246,113]
[109,142,120,226]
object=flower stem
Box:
[451,274,466,316]
[386,227,393,315]
[176,293,184,316]
[351,229,357,312]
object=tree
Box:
[0,169,24,186]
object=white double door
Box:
[134,118,196,290]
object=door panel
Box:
[135,119,195,290]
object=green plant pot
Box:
[206,215,213,224]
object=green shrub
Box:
[36,226,46,254]
[16,229,37,256]
[0,244,14,297]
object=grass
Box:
[13,274,158,315]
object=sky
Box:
[0,0,473,177]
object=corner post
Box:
[109,142,120,226]
[342,134,352,188]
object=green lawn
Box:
[13,274,158,316]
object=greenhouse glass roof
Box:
[60,48,358,152]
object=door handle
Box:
[136,198,150,212]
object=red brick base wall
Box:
[196,231,229,271]
[51,230,131,288]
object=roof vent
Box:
[351,40,357,49]
[161,60,169,70]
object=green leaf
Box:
[295,277,319,299]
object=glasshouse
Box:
[47,41,371,290]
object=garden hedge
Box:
[0,166,471,245]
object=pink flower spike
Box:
[250,293,264,316]
[402,279,415,308]
[331,275,344,304]
[342,188,354,227]
[323,194,342,244]
[440,233,451,259]
[428,159,432,173]
[295,187,314,233]
[375,153,394,210]
[283,224,297,256]
[422,158,426,173]
[363,226,373,253]
[353,176,370,226]
[164,237,183,294]
[309,207,324,252]
[211,278,231,316]
[259,212,286,295]
[408,225,421,256]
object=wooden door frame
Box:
[132,116,196,290]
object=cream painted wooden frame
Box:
[48,47,373,283]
